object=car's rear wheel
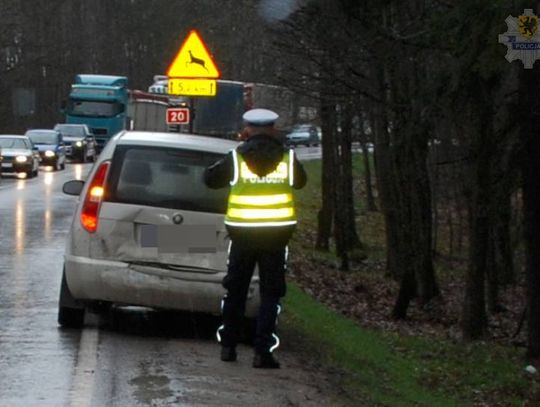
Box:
[58,306,85,329]
[58,267,85,328]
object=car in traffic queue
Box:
[24,129,66,171]
[285,124,321,147]
[0,135,40,178]
[59,131,260,328]
[53,123,97,163]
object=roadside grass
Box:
[283,155,536,406]
[281,283,529,406]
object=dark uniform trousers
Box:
[220,239,287,354]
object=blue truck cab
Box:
[64,75,129,150]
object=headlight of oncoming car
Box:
[75,141,83,147]
[15,155,28,163]
[45,150,55,157]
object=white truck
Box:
[127,89,175,132]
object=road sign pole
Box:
[189,98,195,134]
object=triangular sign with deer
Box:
[167,29,220,78]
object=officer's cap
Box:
[243,109,279,127]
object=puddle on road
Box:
[130,371,177,406]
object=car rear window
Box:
[26,131,59,145]
[106,145,229,213]
[55,125,86,137]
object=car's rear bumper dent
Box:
[64,254,259,316]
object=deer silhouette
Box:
[186,50,209,72]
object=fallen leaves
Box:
[288,245,527,347]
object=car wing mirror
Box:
[63,180,85,196]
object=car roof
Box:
[54,124,87,128]
[0,134,30,139]
[25,129,59,134]
[114,131,239,154]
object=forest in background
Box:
[0,0,283,132]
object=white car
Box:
[285,124,320,147]
[59,131,260,327]
[0,135,40,178]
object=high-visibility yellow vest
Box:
[225,149,297,227]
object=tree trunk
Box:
[341,102,361,250]
[371,89,400,278]
[413,144,440,304]
[486,228,500,314]
[357,109,377,212]
[334,104,349,270]
[487,184,514,312]
[388,32,439,317]
[361,141,378,212]
[462,198,489,340]
[316,95,336,251]
[520,65,540,360]
[493,174,515,286]
[392,136,439,318]
[462,96,493,340]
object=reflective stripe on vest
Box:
[225,149,297,227]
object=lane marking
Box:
[69,327,99,407]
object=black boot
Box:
[221,346,237,362]
[253,352,280,369]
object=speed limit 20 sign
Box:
[166,107,190,124]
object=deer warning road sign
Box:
[166,107,190,124]
[167,30,220,79]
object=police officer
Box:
[204,108,307,369]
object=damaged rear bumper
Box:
[64,254,260,317]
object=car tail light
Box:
[80,161,110,233]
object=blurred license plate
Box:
[140,224,219,253]
[1,163,12,168]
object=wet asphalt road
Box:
[0,164,89,406]
[0,148,341,407]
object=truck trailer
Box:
[149,76,244,139]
